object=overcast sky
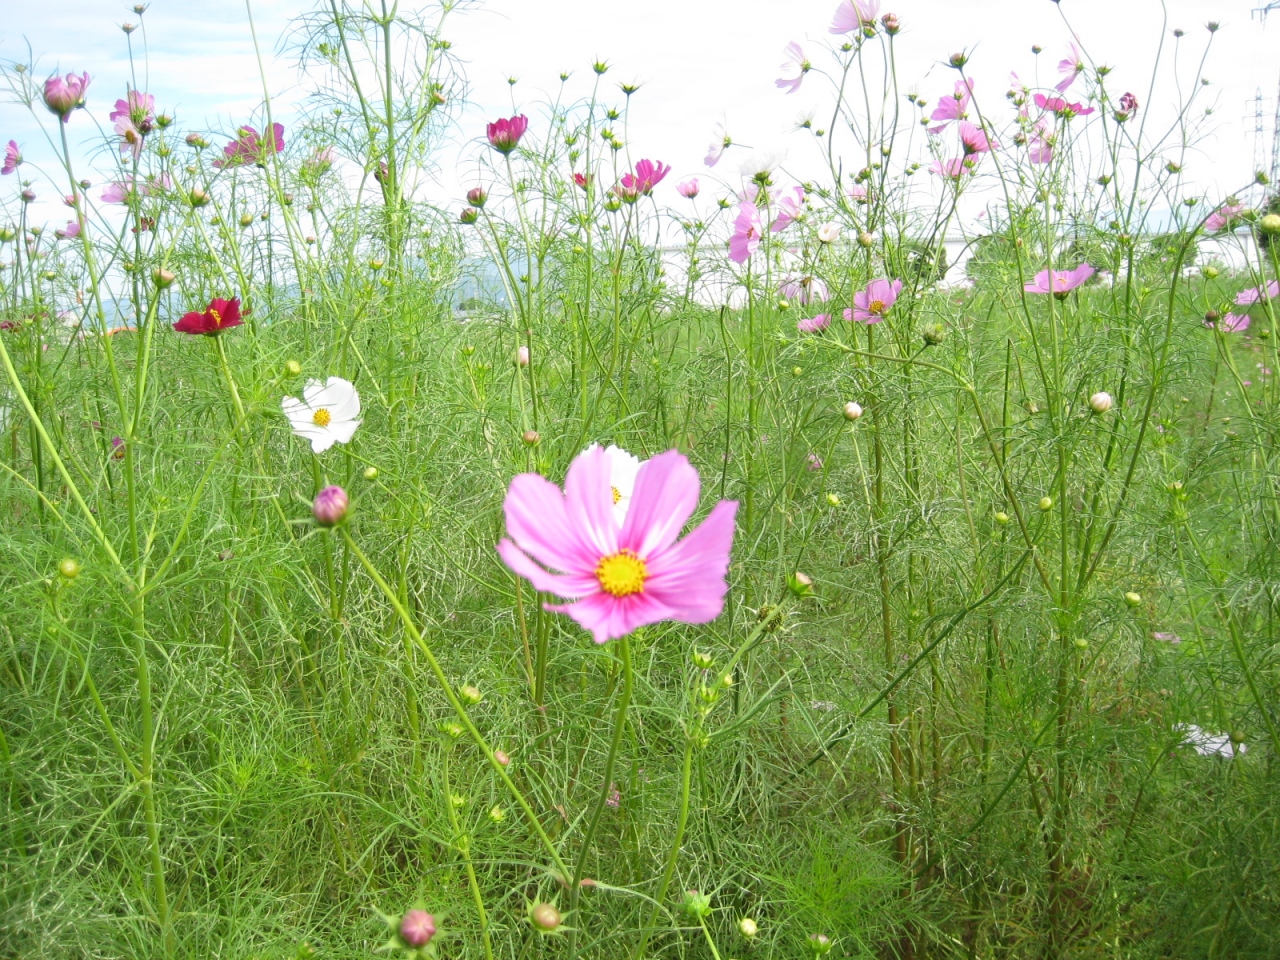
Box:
[1,0,1275,228]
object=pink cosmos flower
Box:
[930,158,974,180]
[1216,315,1249,332]
[771,185,806,232]
[1206,203,1245,232]
[929,79,973,134]
[1028,135,1054,165]
[780,275,829,305]
[729,203,762,263]
[110,90,156,160]
[214,124,285,168]
[1034,93,1095,118]
[1056,42,1084,93]
[59,220,81,239]
[487,114,528,154]
[573,172,592,191]
[849,184,869,203]
[797,313,831,333]
[1024,263,1095,296]
[705,122,731,167]
[1235,281,1280,306]
[496,446,738,644]
[959,121,997,155]
[830,0,881,34]
[623,158,670,196]
[43,72,91,121]
[776,42,809,95]
[101,173,171,204]
[677,178,699,199]
[1,141,20,175]
[848,278,902,323]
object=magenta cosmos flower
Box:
[729,203,763,263]
[1056,42,1084,93]
[487,114,528,154]
[848,278,902,323]
[830,0,880,34]
[929,79,973,134]
[110,90,156,160]
[2,141,20,175]
[776,42,810,95]
[622,158,670,197]
[43,72,91,121]
[1034,93,1094,118]
[1235,280,1280,306]
[496,447,738,644]
[1205,203,1244,232]
[1025,263,1095,296]
[797,313,831,333]
[959,121,997,155]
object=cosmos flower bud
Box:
[1201,265,1219,279]
[530,903,562,932]
[466,186,487,207]
[122,22,136,33]
[683,890,712,919]
[190,189,210,207]
[1260,214,1280,236]
[807,933,833,956]
[312,485,349,527]
[285,359,302,376]
[21,189,35,203]
[843,401,863,421]
[459,683,482,704]
[58,558,82,579]
[1124,591,1142,607]
[787,571,814,598]
[363,466,378,480]
[922,323,946,345]
[881,13,900,34]
[516,345,530,367]
[494,749,511,767]
[994,511,1010,524]
[857,231,873,248]
[522,430,540,446]
[1038,496,1053,511]
[459,207,479,224]
[152,268,175,288]
[739,917,759,938]
[1089,391,1113,413]
[948,52,968,69]
[399,910,436,948]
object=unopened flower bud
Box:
[363,466,378,480]
[460,683,483,704]
[740,917,759,938]
[881,13,900,34]
[787,571,814,598]
[0,227,14,242]
[459,207,479,224]
[284,359,302,377]
[692,650,715,669]
[489,805,506,822]
[1201,265,1219,279]
[683,890,713,919]
[994,511,1010,525]
[466,186,487,207]
[189,189,209,207]
[522,429,540,446]
[516,345,530,367]
[1089,391,1113,413]
[494,749,511,767]
[21,189,35,203]
[399,910,436,948]
[58,558,82,579]
[857,230,874,248]
[807,933,833,956]
[312,485,349,527]
[152,268,175,288]
[1073,637,1089,649]
[922,323,946,345]
[1124,591,1142,607]
[1260,214,1280,236]
[530,903,562,932]
[949,52,968,69]
[844,401,863,420]
[239,213,254,227]
[155,113,172,128]
[1038,496,1053,511]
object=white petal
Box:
[309,430,337,453]
[327,416,361,445]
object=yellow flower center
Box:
[869,299,885,314]
[312,408,332,427]
[596,549,647,597]
[611,486,623,505]
[209,308,223,327]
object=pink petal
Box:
[618,450,701,557]
[547,592,680,645]
[496,539,598,598]
[644,500,738,623]
[504,472,598,575]
[563,445,619,559]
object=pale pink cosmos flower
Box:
[705,122,732,167]
[830,0,880,34]
[729,203,763,263]
[849,184,869,203]
[780,275,829,305]
[1,141,20,175]
[1034,93,1095,118]
[1205,203,1244,232]
[59,220,81,239]
[110,90,156,160]
[677,178,699,199]
[1056,41,1085,93]
[1235,281,1280,306]
[214,124,285,168]
[1028,132,1055,165]
[101,172,171,204]
[930,158,974,180]
[771,185,806,232]
[1211,314,1251,332]
[776,42,810,95]
[495,446,738,644]
[848,278,902,323]
[929,79,973,134]
[797,313,831,333]
[1024,263,1095,296]
[959,121,997,155]
[43,72,91,121]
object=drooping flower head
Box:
[848,278,902,323]
[780,275,829,306]
[573,172,592,191]
[282,377,363,453]
[1114,91,1139,122]
[959,121,997,155]
[830,0,881,34]
[214,124,285,169]
[43,72,91,121]
[705,122,732,167]
[1055,41,1085,93]
[771,185,806,232]
[729,203,763,263]
[487,114,528,154]
[173,296,245,336]
[496,446,738,644]
[1,141,20,176]
[797,313,831,333]
[929,79,973,133]
[1024,263,1095,297]
[677,178,699,199]
[776,41,810,95]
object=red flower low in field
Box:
[173,297,244,335]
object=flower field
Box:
[2,1,1279,957]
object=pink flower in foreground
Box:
[43,72,91,121]
[1028,135,1055,165]
[2,141,20,175]
[58,220,81,239]
[849,278,902,323]
[214,124,285,168]
[624,158,670,196]
[780,275,829,305]
[1213,315,1250,332]
[797,313,831,333]
[677,178,699,199]
[959,121,997,155]
[776,42,810,95]
[705,123,732,167]
[496,446,738,644]
[830,0,881,34]
[1025,263,1095,296]
[1056,42,1084,93]
[771,185,806,232]
[929,79,973,134]
[729,203,762,263]
[1235,281,1280,306]
[1034,93,1095,118]
[1206,203,1245,232]
[487,114,528,154]
[930,158,974,180]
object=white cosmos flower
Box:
[817,221,841,243]
[585,442,642,525]
[1176,723,1245,758]
[282,377,362,453]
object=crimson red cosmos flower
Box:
[487,114,528,154]
[173,297,244,335]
